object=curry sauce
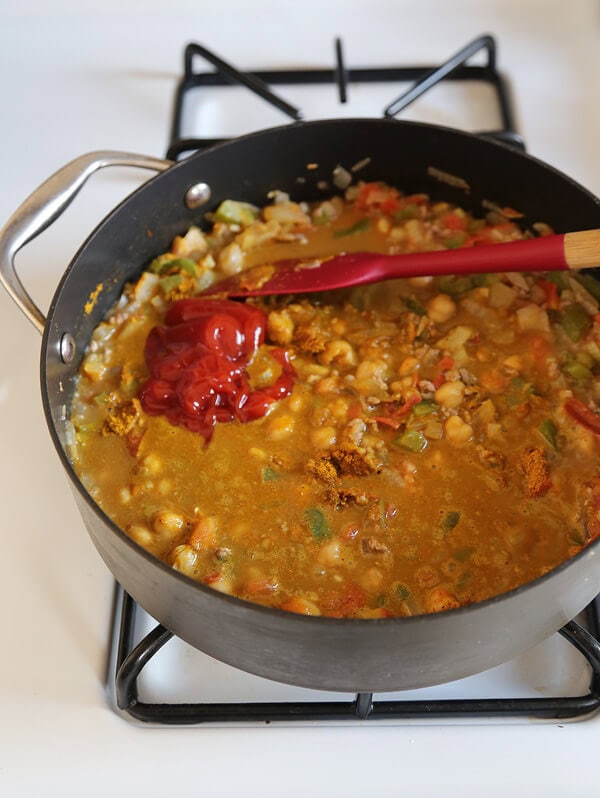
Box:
[69,183,600,617]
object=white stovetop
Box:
[2,1,600,795]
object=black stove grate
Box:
[166,34,524,161]
[111,587,600,725]
[107,35,600,725]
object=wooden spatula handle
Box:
[564,229,600,270]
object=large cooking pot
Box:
[2,118,600,693]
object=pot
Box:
[2,118,600,693]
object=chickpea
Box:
[329,398,350,422]
[152,510,187,537]
[208,575,234,595]
[434,380,465,409]
[503,354,524,373]
[427,294,457,324]
[354,359,388,394]
[248,447,268,461]
[267,414,295,440]
[217,242,244,276]
[170,544,198,575]
[377,217,391,234]
[408,275,433,288]
[267,309,294,345]
[319,340,357,368]
[317,540,342,567]
[340,418,366,447]
[444,414,473,444]
[426,587,460,613]
[359,566,384,593]
[398,356,419,377]
[127,523,154,547]
[330,318,347,336]
[287,392,305,413]
[158,479,173,495]
[311,425,337,449]
[315,376,340,395]
[281,596,321,615]
[141,454,162,475]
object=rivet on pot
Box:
[60,333,76,364]
[185,182,211,209]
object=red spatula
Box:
[202,229,600,298]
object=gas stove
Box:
[107,37,600,726]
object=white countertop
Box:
[2,1,600,795]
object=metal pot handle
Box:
[0,151,173,335]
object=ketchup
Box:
[138,298,295,441]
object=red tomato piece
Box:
[565,398,600,435]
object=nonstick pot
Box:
[2,118,600,693]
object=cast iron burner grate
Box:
[166,34,523,160]
[110,587,600,725]
[107,36,600,725]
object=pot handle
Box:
[0,151,173,335]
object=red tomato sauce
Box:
[138,298,295,440]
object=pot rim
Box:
[39,115,600,631]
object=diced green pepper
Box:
[214,199,259,226]
[261,466,280,482]
[394,428,428,453]
[149,255,197,276]
[313,210,333,226]
[567,529,586,547]
[393,203,422,221]
[560,303,592,342]
[564,361,593,382]
[396,584,411,600]
[435,274,475,296]
[442,511,461,532]
[405,297,427,316]
[158,274,183,293]
[467,218,486,234]
[444,232,468,249]
[538,419,559,450]
[304,508,331,541]
[576,351,595,368]
[471,272,499,287]
[575,274,600,303]
[506,376,535,407]
[454,546,474,563]
[333,218,371,238]
[412,400,438,418]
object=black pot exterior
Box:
[41,119,600,692]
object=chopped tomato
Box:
[373,394,422,428]
[527,332,552,365]
[466,223,518,245]
[322,582,367,616]
[348,402,363,419]
[441,212,468,231]
[565,398,600,435]
[431,355,455,389]
[538,279,560,310]
[124,431,144,457]
[356,182,401,213]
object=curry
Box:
[69,182,600,618]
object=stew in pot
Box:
[69,182,600,618]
